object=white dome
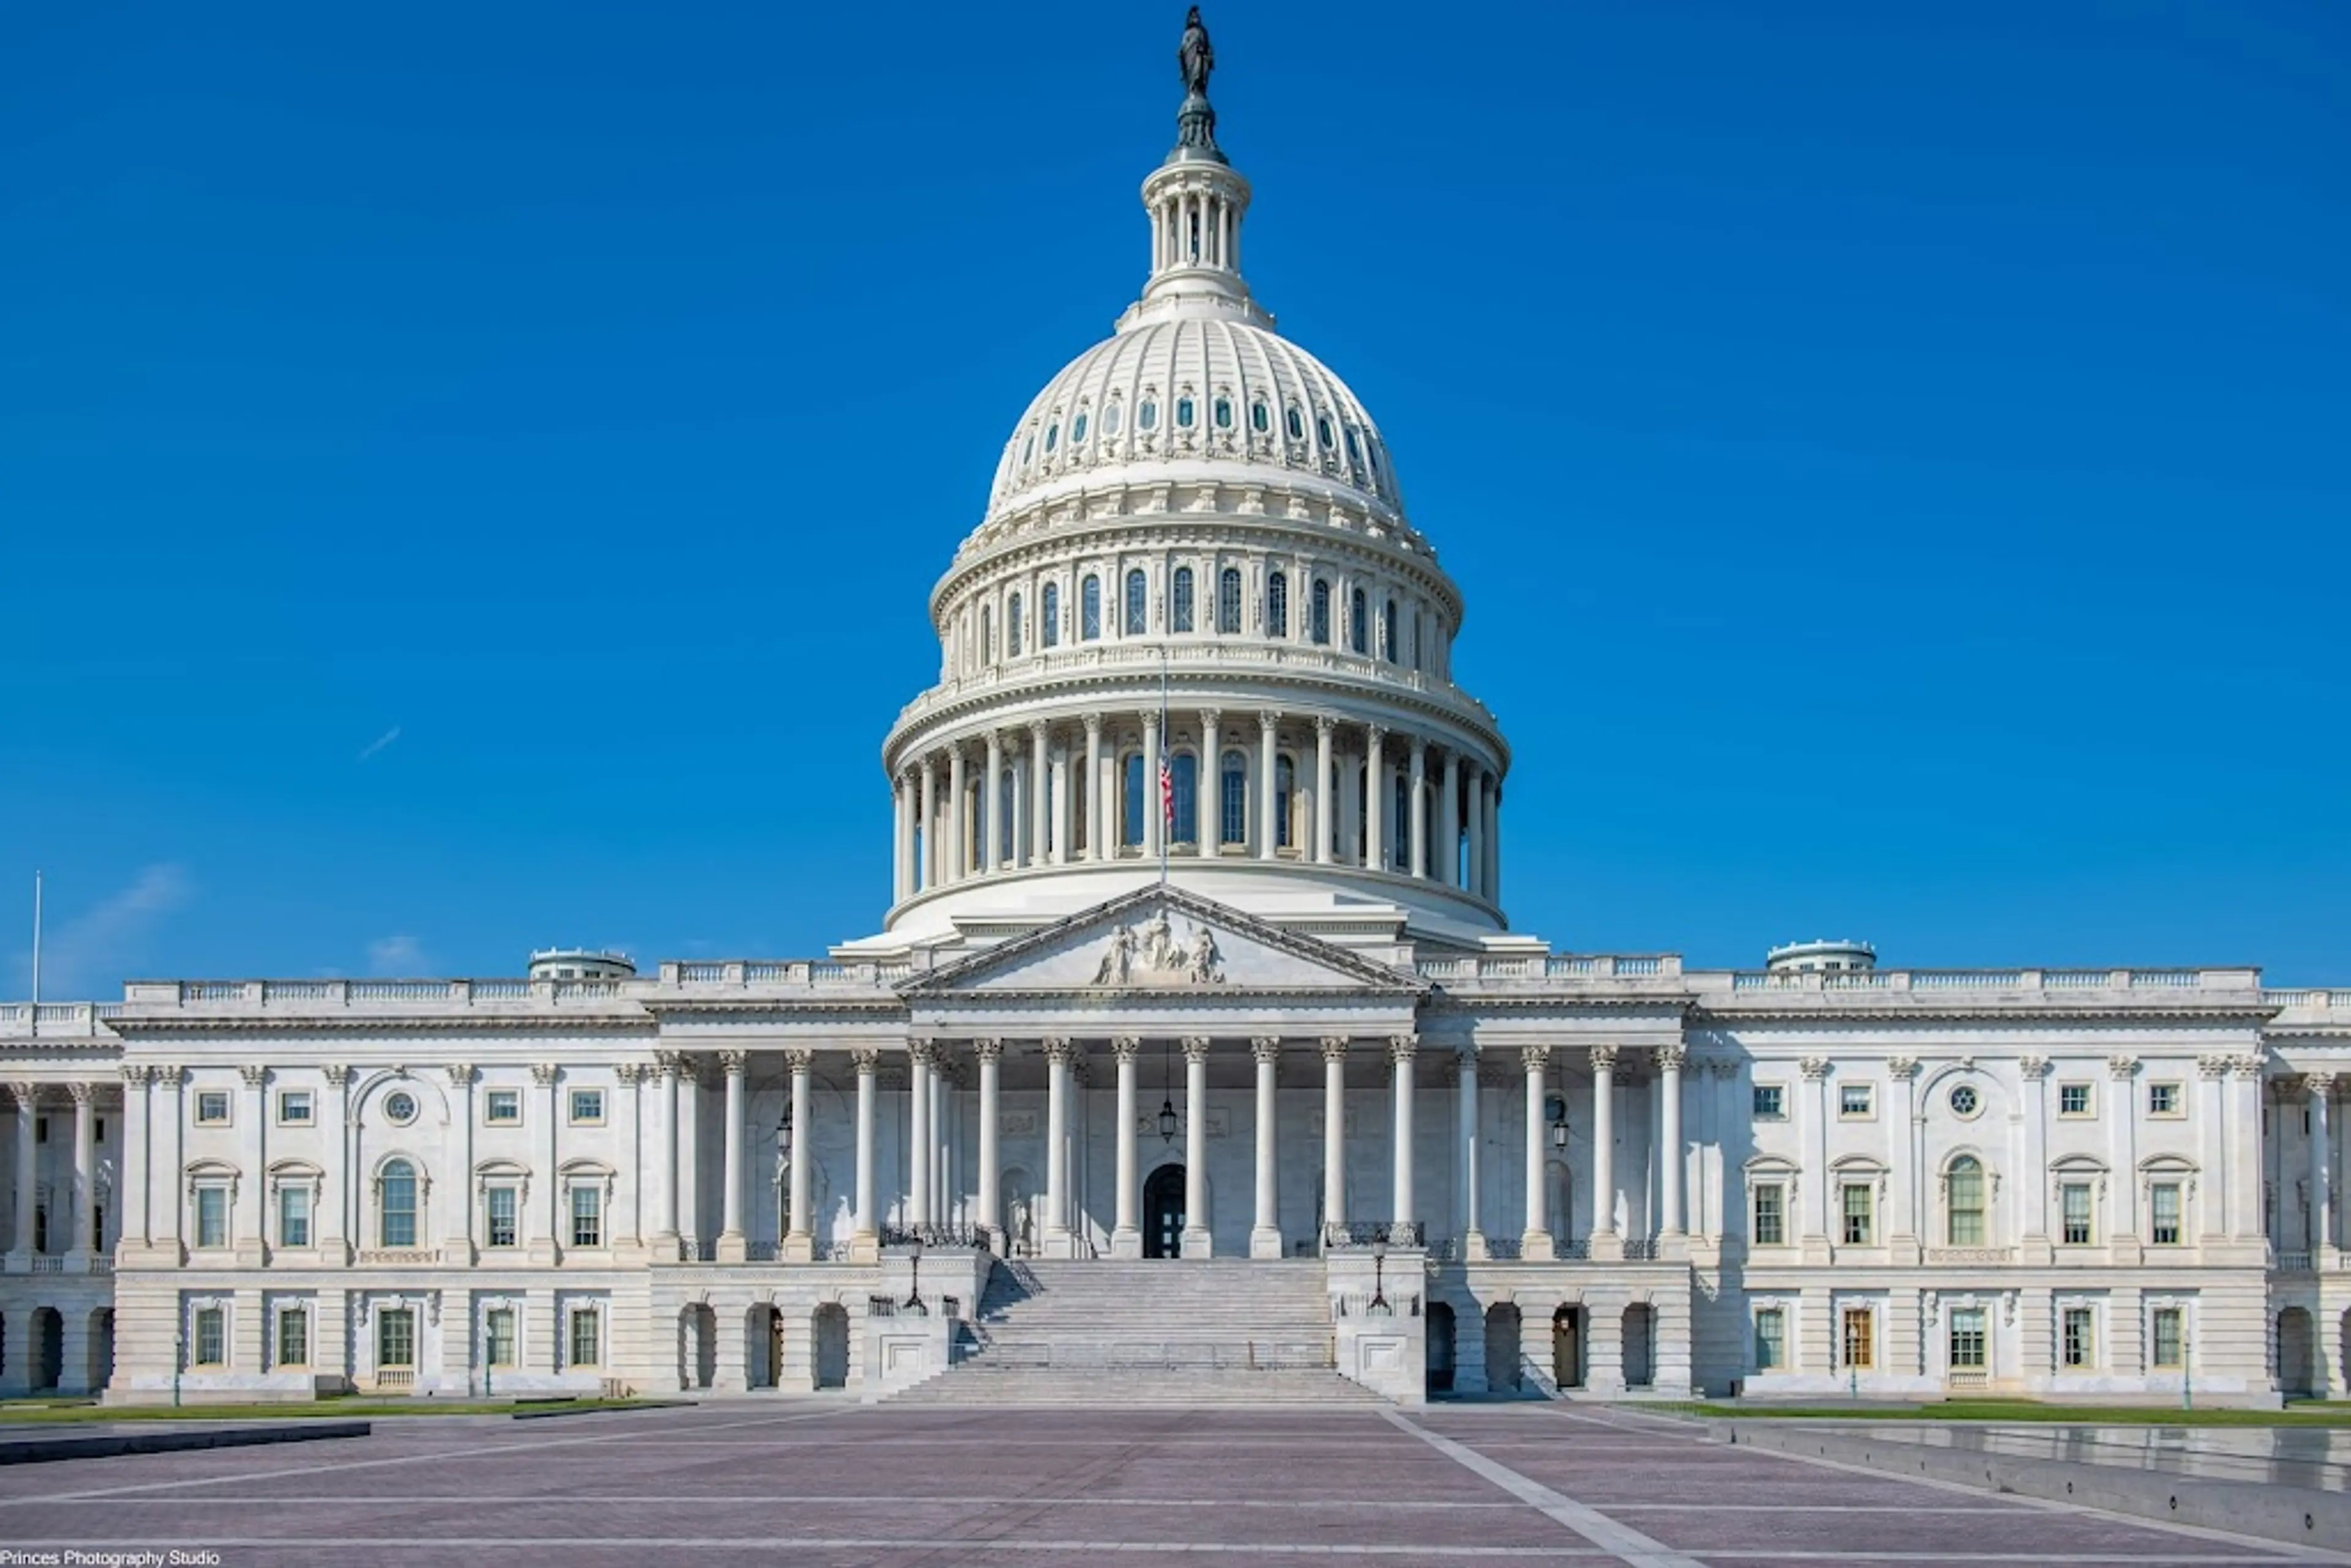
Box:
[985,316,1403,520]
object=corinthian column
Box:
[1365,726,1387,871]
[974,1039,1003,1250]
[1083,713,1104,861]
[1200,709,1222,855]
[1182,1036,1212,1258]
[1588,1044,1621,1261]
[1141,710,1163,858]
[1321,1037,1348,1236]
[1258,712,1281,860]
[716,1051,748,1262]
[1112,1037,1142,1257]
[1389,1034,1418,1232]
[1408,738,1428,879]
[1043,1037,1073,1255]
[1250,1037,1282,1258]
[784,1049,814,1261]
[1313,717,1335,865]
[852,1048,879,1259]
[907,1040,934,1227]
[1657,1044,1687,1251]
[1521,1044,1554,1260]
[983,730,1004,873]
[946,747,967,882]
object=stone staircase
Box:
[887,1258,1381,1406]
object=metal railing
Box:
[879,1222,987,1250]
[1621,1239,1660,1262]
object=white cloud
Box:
[366,934,430,976]
[357,726,402,762]
[21,864,195,997]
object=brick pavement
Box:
[0,1400,2339,1567]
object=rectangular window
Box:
[193,1306,225,1367]
[2148,1082,2181,1117]
[195,1090,230,1125]
[35,1116,48,1144]
[1754,1307,1785,1370]
[1839,1084,1873,1119]
[1752,1184,1785,1247]
[568,1089,605,1125]
[1752,1085,1785,1120]
[277,1090,314,1126]
[486,1089,522,1125]
[570,1185,602,1248]
[378,1307,416,1370]
[1841,1307,1875,1369]
[486,1307,517,1368]
[2150,1306,2183,1368]
[568,1308,601,1368]
[1841,1184,1874,1245]
[2058,1082,2091,1117]
[278,1186,310,1249]
[195,1186,229,1250]
[486,1185,519,1248]
[277,1307,309,1368]
[1948,1307,1987,1370]
[2061,1183,2093,1245]
[2150,1182,2182,1245]
[2062,1307,2094,1369]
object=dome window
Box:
[1176,396,1196,429]
[1123,568,1148,636]
[1041,582,1060,648]
[1250,399,1270,434]
[1139,399,1158,432]
[1349,587,1368,655]
[1172,566,1196,633]
[1045,422,1059,453]
[1265,571,1289,638]
[1310,580,1332,646]
[1285,405,1304,441]
[1008,593,1024,658]
[1344,427,1362,465]
[1021,433,1035,465]
[1382,597,1398,662]
[1103,400,1123,436]
[1217,567,1242,634]
[1081,576,1103,641]
[1072,410,1089,444]
[1213,396,1233,430]
[1315,413,1335,448]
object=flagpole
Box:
[29,871,42,1038]
[1158,650,1171,885]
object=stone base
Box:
[1181,1226,1213,1259]
[1250,1226,1284,1259]
[847,1232,880,1265]
[1110,1227,1142,1259]
[716,1232,748,1264]
[782,1233,814,1264]
[1463,1229,1488,1262]
[1587,1232,1625,1262]
[1520,1231,1555,1262]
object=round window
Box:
[384,1090,418,1126]
[1949,1084,1980,1119]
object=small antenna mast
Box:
[29,871,42,1038]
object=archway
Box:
[31,1308,62,1394]
[2278,1307,2315,1398]
[746,1305,782,1390]
[1484,1303,1523,1393]
[812,1304,850,1390]
[1622,1304,1655,1390]
[1426,1302,1456,1394]
[680,1305,718,1391]
[1551,1305,1584,1389]
[85,1310,114,1394]
[1144,1165,1187,1258]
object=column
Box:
[891,774,909,901]
[444,1065,476,1264]
[983,730,1003,873]
[932,1060,953,1225]
[1320,1037,1348,1235]
[655,1052,681,1245]
[613,1063,640,1246]
[918,756,939,889]
[716,1051,747,1261]
[907,1041,934,1227]
[1084,714,1104,861]
[1313,717,1335,865]
[1888,1057,1921,1259]
[236,1064,267,1262]
[1182,1035,1212,1256]
[1363,726,1386,871]
[1201,710,1221,855]
[1589,1045,1620,1258]
[1141,711,1163,858]
[783,1049,814,1260]
[1408,739,1428,878]
[852,1048,879,1253]
[10,1086,36,1261]
[1657,1045,1686,1245]
[67,1083,96,1262]
[1258,712,1280,860]
[119,1067,151,1248]
[1522,1045,1554,1260]
[1112,1037,1142,1256]
[1484,776,1501,904]
[1043,1037,1072,1253]
[2312,1075,2336,1256]
[975,1040,1003,1248]
[1251,1037,1281,1258]
[1465,762,1487,898]
[2230,1057,2263,1238]
[321,1064,348,1258]
[946,746,967,881]
[2196,1056,2228,1238]
[1029,722,1050,866]
[1457,1048,1484,1258]
[1439,749,1461,888]
[1390,1035,1417,1230]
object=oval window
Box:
[1286,405,1304,441]
[1176,396,1196,428]
[1103,401,1123,435]
[1072,411,1089,443]
[1213,397,1233,429]
[1045,422,1059,452]
[1251,400,1270,433]
[1139,400,1158,431]
[1316,413,1335,448]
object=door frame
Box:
[1143,1163,1186,1258]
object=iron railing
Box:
[879,1222,987,1250]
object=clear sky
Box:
[3,1,2345,995]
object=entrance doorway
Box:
[1144,1165,1187,1258]
[1426,1302,1457,1394]
[1552,1305,1584,1389]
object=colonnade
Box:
[890,710,1503,906]
[1,1082,109,1266]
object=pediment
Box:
[899,885,1423,998]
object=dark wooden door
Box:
[1144,1165,1186,1258]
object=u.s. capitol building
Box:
[3,18,2344,1408]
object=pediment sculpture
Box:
[1090,909,1224,987]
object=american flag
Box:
[1158,752,1175,828]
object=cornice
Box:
[1692,1000,2272,1027]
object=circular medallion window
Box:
[1949,1084,1981,1119]
[383,1090,418,1126]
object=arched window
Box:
[1172,567,1195,633]
[1220,749,1249,846]
[1071,410,1089,444]
[1310,580,1332,645]
[1042,582,1060,648]
[1266,571,1289,637]
[1217,567,1242,634]
[1250,399,1270,434]
[1382,597,1398,662]
[1947,1157,1985,1246]
[999,769,1017,865]
[980,604,993,663]
[1274,755,1295,849]
[1081,576,1102,641]
[1124,569,1147,635]
[1349,588,1368,654]
[1021,433,1035,465]
[1103,399,1123,436]
[1122,753,1146,847]
[1045,420,1060,453]
[1171,752,1199,847]
[1316,412,1335,448]
[1344,426,1362,475]
[379,1159,418,1249]
[1286,405,1305,441]
[1007,593,1024,658]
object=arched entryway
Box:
[2278,1307,2315,1398]
[1485,1303,1523,1392]
[1551,1305,1584,1389]
[812,1304,850,1390]
[1426,1302,1457,1394]
[31,1308,62,1394]
[1144,1164,1187,1258]
[746,1306,783,1390]
[680,1305,718,1391]
[1622,1304,1655,1390]
[86,1309,114,1394]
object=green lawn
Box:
[1657,1398,2351,1428]
[0,1397,651,1425]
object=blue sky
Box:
[2,1,2345,994]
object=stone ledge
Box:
[0,1420,369,1466]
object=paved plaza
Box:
[0,1403,2343,1567]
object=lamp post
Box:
[904,1234,926,1316]
[1369,1237,1390,1315]
[172,1328,184,1409]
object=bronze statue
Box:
[1179,7,1214,99]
